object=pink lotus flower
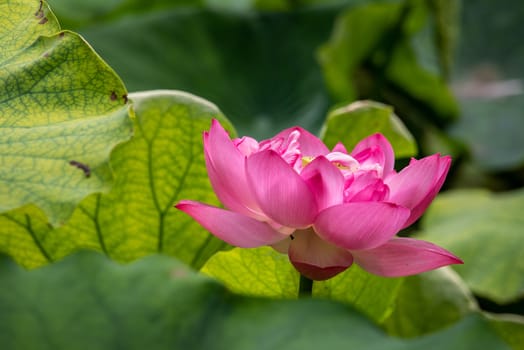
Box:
[176,120,462,281]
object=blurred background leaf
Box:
[0,251,518,350]
[0,91,231,269]
[61,5,339,139]
[487,314,524,350]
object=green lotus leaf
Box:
[1,0,132,225]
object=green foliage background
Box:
[1,0,524,348]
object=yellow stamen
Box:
[301,156,314,167]
[333,162,350,170]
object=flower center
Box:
[301,152,362,178]
[325,152,360,178]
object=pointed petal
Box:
[386,155,451,226]
[314,202,410,250]
[403,156,451,226]
[273,127,329,157]
[175,200,286,247]
[385,154,443,208]
[233,136,259,156]
[288,228,353,281]
[300,156,345,211]
[351,133,395,176]
[246,150,318,228]
[352,237,463,277]
[332,142,348,154]
[204,120,263,218]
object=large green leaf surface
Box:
[0,251,516,350]
[1,0,132,225]
[417,188,524,304]
[0,90,230,269]
[320,100,417,157]
[202,247,403,324]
